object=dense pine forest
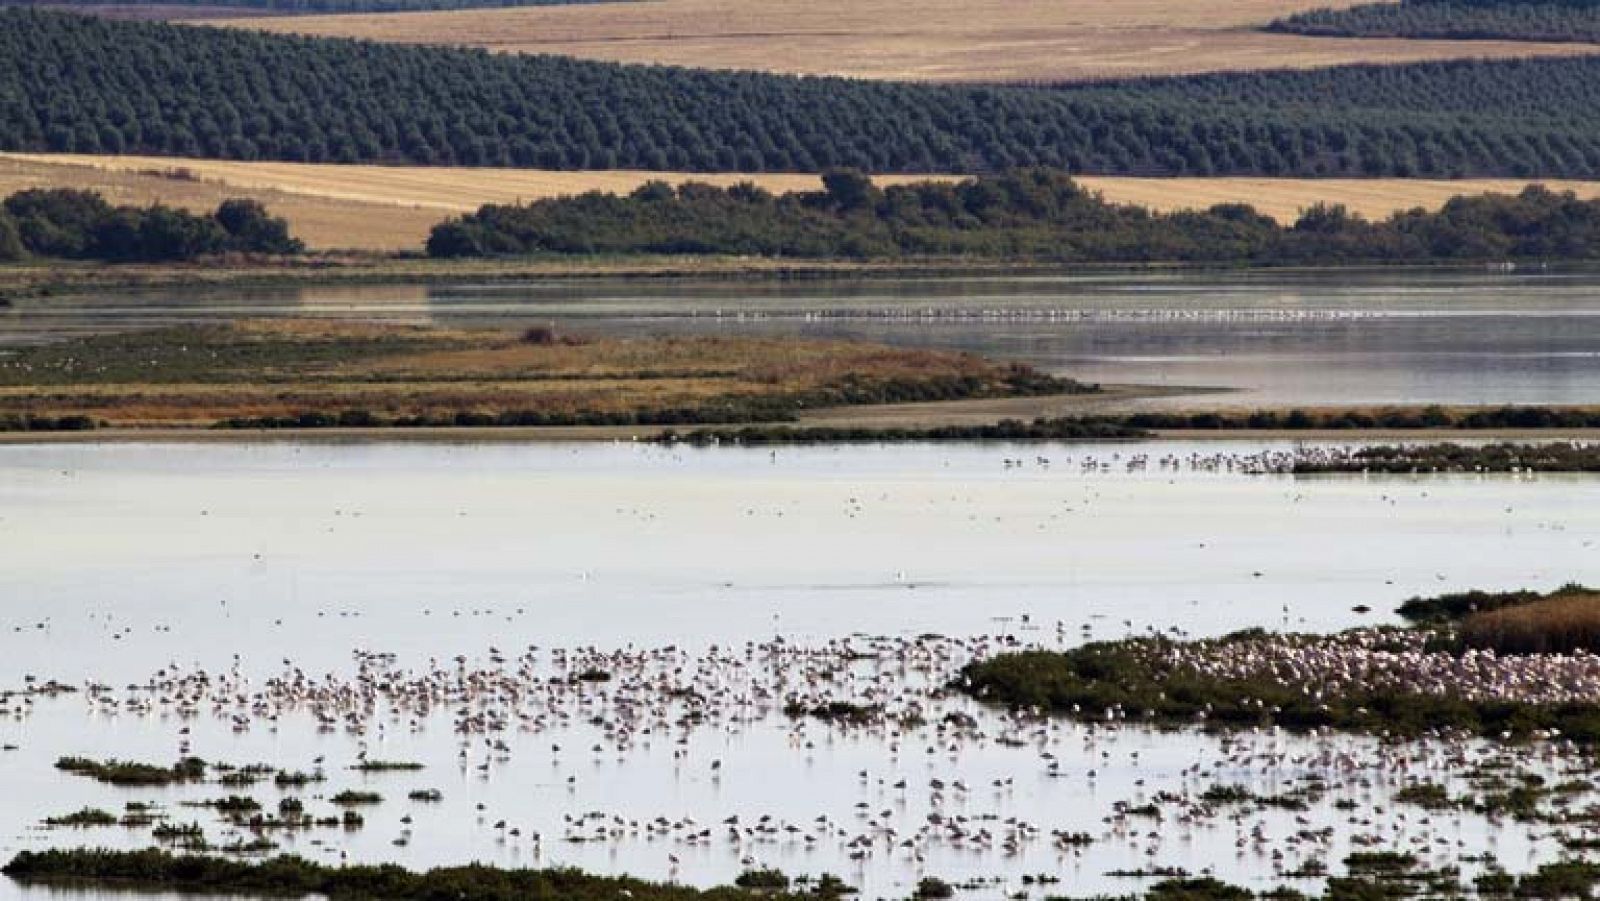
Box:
[1270,0,1600,43]
[6,9,1600,177]
[0,188,301,262]
[426,169,1600,263]
[1,0,622,15]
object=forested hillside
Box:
[427,169,1600,263]
[1,0,624,15]
[1271,0,1600,43]
[6,9,1600,177]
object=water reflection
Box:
[3,270,1599,405]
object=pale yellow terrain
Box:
[13,154,1600,252]
[1,154,943,250]
[208,0,1600,83]
[3,154,938,213]
[1081,177,1600,222]
[0,154,431,251]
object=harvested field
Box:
[0,154,944,252]
[1081,177,1600,223]
[13,155,1600,252]
[209,0,1600,83]
[0,154,432,252]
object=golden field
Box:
[12,154,1600,253]
[0,154,943,251]
[0,154,432,252]
[209,0,1600,83]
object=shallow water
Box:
[0,441,1596,899]
[5,269,1600,406]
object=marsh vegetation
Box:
[0,321,1086,430]
[961,587,1600,742]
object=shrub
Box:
[1461,591,1600,654]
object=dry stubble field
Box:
[210,0,1600,83]
[11,154,1600,253]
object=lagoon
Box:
[5,268,1600,407]
[0,440,1595,899]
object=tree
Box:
[215,199,303,254]
[821,170,878,212]
[135,206,226,261]
[0,211,23,262]
[4,188,112,258]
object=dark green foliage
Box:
[1121,405,1600,431]
[6,188,112,257]
[1271,0,1600,43]
[913,877,955,900]
[55,756,207,786]
[13,8,1600,176]
[214,199,304,255]
[1396,585,1591,625]
[0,323,442,387]
[350,760,424,771]
[5,849,1591,901]
[782,700,884,725]
[737,869,791,890]
[0,849,820,901]
[958,640,1600,742]
[661,417,1149,446]
[1312,442,1600,473]
[1393,782,1456,809]
[0,208,22,261]
[430,172,1600,263]
[0,188,299,262]
[0,413,98,432]
[1146,878,1254,901]
[10,0,627,13]
[1511,861,1600,899]
[42,808,118,827]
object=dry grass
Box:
[0,154,432,252]
[0,320,1041,427]
[0,154,947,252]
[1081,177,1600,223]
[2,154,940,213]
[209,0,1600,83]
[1461,590,1600,655]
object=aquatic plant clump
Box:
[54,756,207,786]
[960,627,1600,741]
[6,849,1599,901]
[1293,442,1600,474]
[0,849,823,901]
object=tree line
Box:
[0,188,301,262]
[426,169,1600,263]
[1,0,624,16]
[1269,0,1600,43]
[7,9,1600,177]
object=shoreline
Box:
[3,257,1588,303]
[2,426,1596,447]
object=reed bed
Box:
[1462,592,1600,655]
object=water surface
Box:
[0,441,1595,899]
[5,269,1600,406]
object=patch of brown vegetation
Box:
[0,321,1072,429]
[210,0,1600,83]
[1461,590,1600,656]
